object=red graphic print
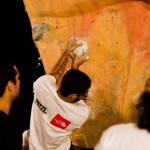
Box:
[50,114,71,129]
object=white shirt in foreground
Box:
[94,123,150,150]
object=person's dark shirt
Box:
[0,110,22,150]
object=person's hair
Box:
[0,59,17,97]
[137,91,150,132]
[59,69,91,97]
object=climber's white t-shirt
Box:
[29,75,90,150]
[94,123,150,150]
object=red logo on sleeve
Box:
[50,114,71,129]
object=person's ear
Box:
[70,94,78,101]
[7,81,15,92]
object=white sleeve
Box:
[94,126,116,150]
[33,75,57,99]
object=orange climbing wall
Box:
[24,0,150,148]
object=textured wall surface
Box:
[24,0,150,147]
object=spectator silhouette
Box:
[1,0,45,133]
[94,78,150,150]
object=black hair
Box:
[137,91,150,132]
[0,59,17,97]
[59,69,91,97]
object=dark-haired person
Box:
[0,60,22,150]
[94,82,150,150]
[1,0,45,135]
[25,38,93,150]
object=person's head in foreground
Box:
[0,59,20,114]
